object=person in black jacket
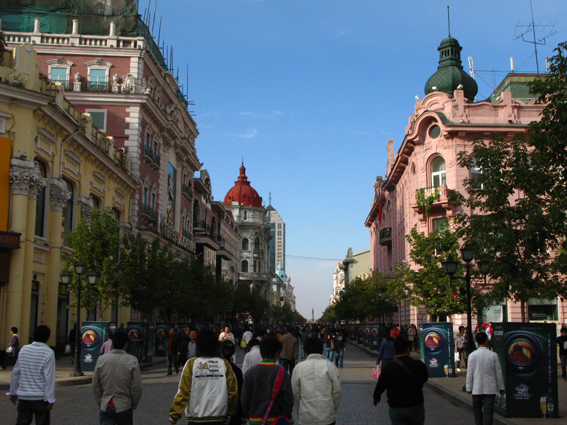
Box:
[166,328,179,375]
[557,327,567,380]
[373,338,429,425]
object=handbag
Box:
[6,346,12,354]
[371,366,381,380]
[64,344,71,354]
[261,367,291,425]
[240,339,247,348]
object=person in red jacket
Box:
[482,322,494,349]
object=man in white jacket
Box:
[291,337,342,425]
[466,332,505,425]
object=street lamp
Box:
[60,261,98,377]
[443,246,488,358]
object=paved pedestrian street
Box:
[2,342,475,424]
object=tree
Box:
[404,226,468,319]
[232,285,270,325]
[63,208,121,314]
[270,305,307,324]
[452,42,567,321]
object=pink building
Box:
[365,36,565,327]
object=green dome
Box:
[424,36,478,101]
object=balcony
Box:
[411,184,455,221]
[253,248,264,257]
[181,184,194,200]
[141,203,158,222]
[193,219,211,234]
[181,229,193,240]
[143,145,160,169]
[379,227,392,247]
[85,81,111,93]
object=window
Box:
[254,238,260,250]
[241,260,248,273]
[34,160,47,237]
[145,131,151,151]
[433,218,448,232]
[89,68,106,83]
[242,238,249,251]
[253,261,257,273]
[85,109,107,132]
[471,158,482,189]
[277,223,282,229]
[151,193,156,209]
[277,230,281,236]
[90,194,101,209]
[143,187,148,205]
[528,298,558,321]
[429,125,441,139]
[431,157,446,188]
[193,200,199,221]
[49,67,67,83]
[243,211,247,220]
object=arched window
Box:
[34,160,47,237]
[254,237,260,251]
[241,260,248,273]
[242,238,249,251]
[471,158,482,189]
[431,157,446,188]
[192,200,199,224]
[211,217,216,236]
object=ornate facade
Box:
[365,36,559,326]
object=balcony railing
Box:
[193,219,211,234]
[86,81,111,93]
[143,145,160,168]
[181,229,193,240]
[412,184,454,221]
[253,248,264,256]
[379,227,392,246]
[141,203,159,221]
[182,184,194,199]
[211,233,223,243]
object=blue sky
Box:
[153,0,567,320]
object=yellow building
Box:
[0,44,137,349]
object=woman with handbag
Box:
[2,327,19,370]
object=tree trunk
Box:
[520,300,526,323]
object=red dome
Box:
[223,163,263,207]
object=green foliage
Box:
[404,227,468,316]
[232,285,270,324]
[416,187,440,217]
[451,42,567,320]
[270,305,307,324]
[63,208,121,313]
[319,304,337,323]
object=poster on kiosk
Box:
[419,322,456,378]
[80,321,110,372]
[492,322,558,418]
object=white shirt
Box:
[466,347,505,395]
[242,346,262,376]
[242,331,253,344]
[291,353,342,425]
[10,342,56,403]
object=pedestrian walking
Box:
[2,326,19,369]
[466,332,505,425]
[455,326,467,370]
[242,328,253,353]
[373,338,429,425]
[100,334,114,355]
[331,328,345,369]
[220,340,246,425]
[556,327,567,381]
[9,325,56,425]
[179,329,198,367]
[291,337,342,425]
[241,337,294,425]
[219,326,236,344]
[408,324,417,352]
[169,329,238,425]
[376,333,395,369]
[166,328,179,375]
[279,326,298,376]
[93,331,143,425]
[242,338,262,376]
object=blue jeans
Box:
[100,407,133,425]
[472,394,496,425]
[279,358,295,376]
[334,349,344,368]
[325,347,334,362]
[560,354,567,378]
[17,399,50,425]
[388,404,425,425]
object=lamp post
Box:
[443,246,487,358]
[60,261,98,377]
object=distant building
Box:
[330,248,370,305]
[223,163,272,302]
[267,198,285,273]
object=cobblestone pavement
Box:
[1,343,474,424]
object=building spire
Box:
[447,6,451,37]
[269,192,272,206]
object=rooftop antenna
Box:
[269,192,272,206]
[152,0,157,34]
[157,16,162,45]
[447,6,451,37]
[145,0,151,25]
[514,0,557,74]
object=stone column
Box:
[44,179,71,339]
[6,159,45,345]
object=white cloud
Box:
[239,111,283,119]
[337,30,350,37]
[232,129,258,139]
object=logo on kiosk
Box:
[84,353,93,363]
[515,383,530,399]
[429,358,439,368]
